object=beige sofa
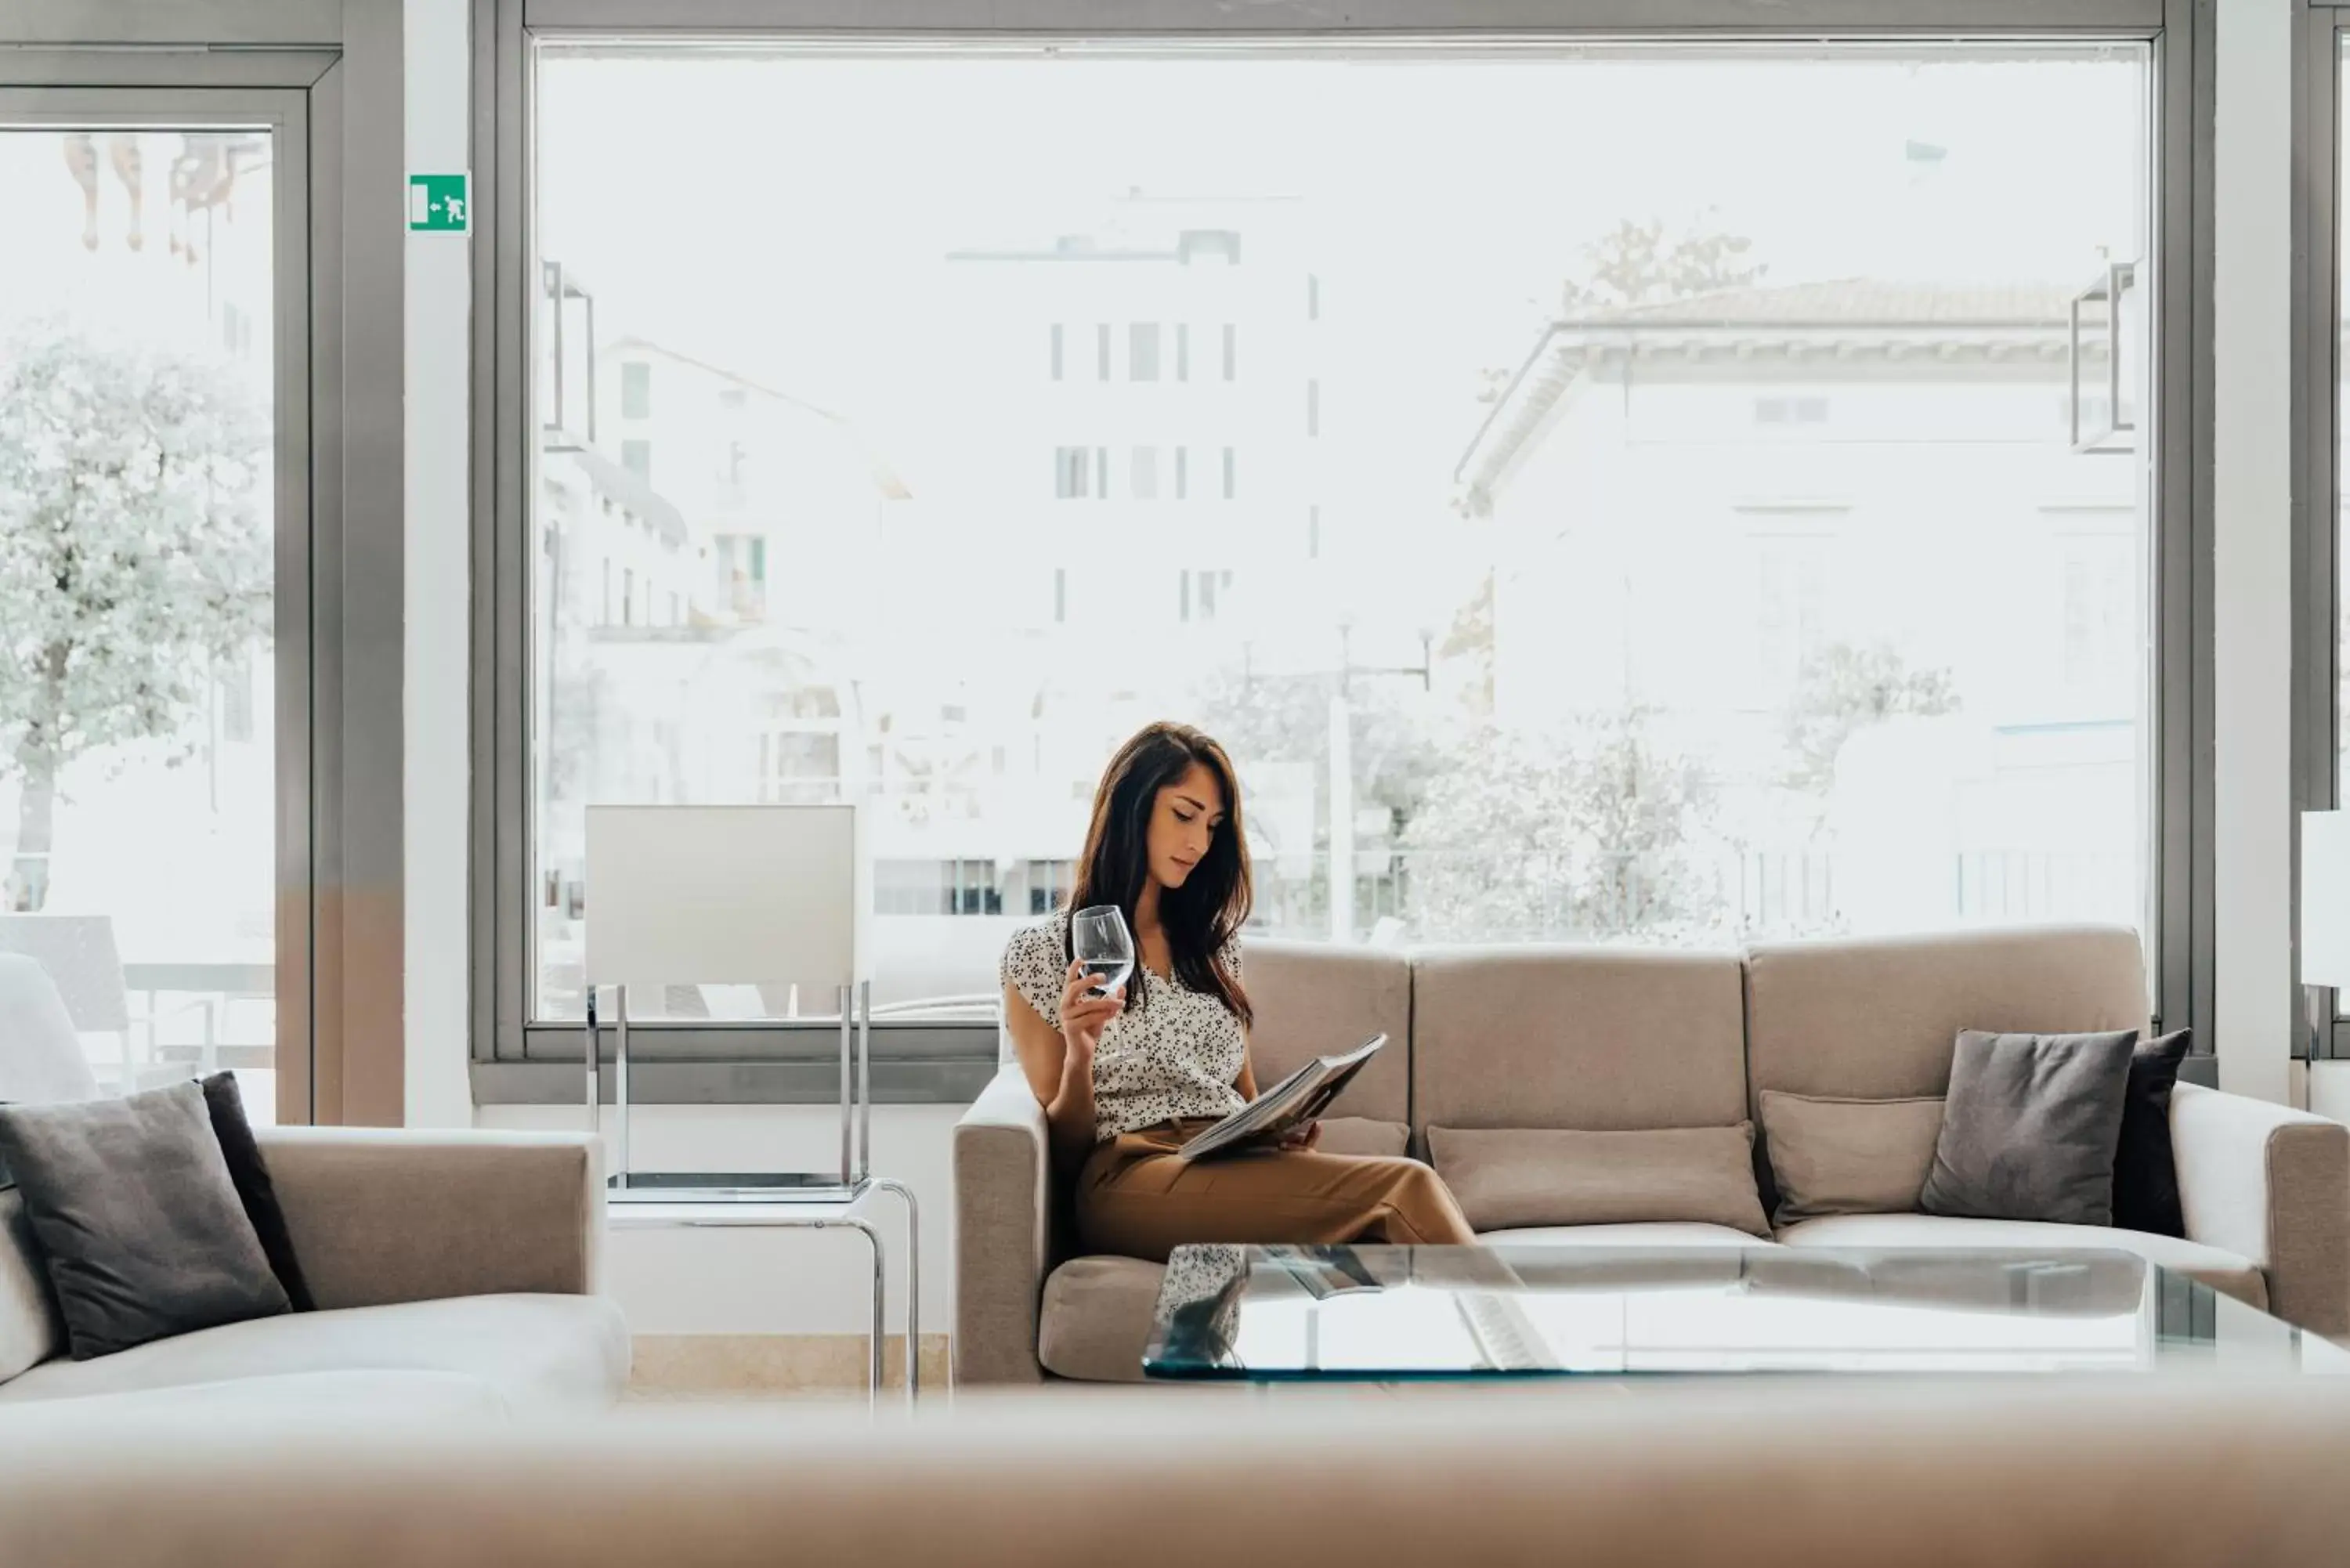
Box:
[956,926,2350,1383]
[0,1127,627,1417]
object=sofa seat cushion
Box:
[0,1293,629,1411]
[0,1369,514,1429]
[1477,1223,1773,1249]
[1040,1255,1165,1384]
[1774,1214,2267,1311]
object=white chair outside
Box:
[582,804,919,1402]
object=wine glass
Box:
[1070,905,1136,1000]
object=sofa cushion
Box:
[0,1190,60,1383]
[1774,1213,2268,1312]
[1919,1030,2137,1227]
[0,1292,630,1412]
[1039,1255,1164,1383]
[1412,947,1748,1132]
[1243,942,1412,1123]
[2,1369,514,1429]
[0,1082,290,1360]
[1759,1091,1946,1223]
[1314,1118,1410,1158]
[2113,1030,2192,1238]
[1478,1223,1772,1252]
[1429,1125,1769,1236]
[1744,927,2147,1109]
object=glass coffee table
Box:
[1142,1243,2350,1381]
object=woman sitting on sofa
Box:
[1000,721,1475,1263]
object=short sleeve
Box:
[1000,919,1065,1028]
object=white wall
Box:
[404,0,474,1129]
[479,1103,955,1334]
[2211,0,2297,1105]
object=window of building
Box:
[1054,446,1093,499]
[1053,566,1067,624]
[1181,568,1235,623]
[2061,532,2135,692]
[1131,446,1160,500]
[1130,323,1161,381]
[1753,535,1830,690]
[1176,323,1190,381]
[620,439,652,483]
[718,387,747,412]
[1096,323,1111,381]
[1307,274,1321,320]
[1222,446,1237,500]
[1308,504,1321,560]
[872,859,1003,916]
[1174,446,1189,500]
[1307,380,1321,437]
[1096,446,1111,500]
[1050,323,1065,381]
[621,567,635,627]
[1754,396,1829,426]
[1021,858,1076,916]
[1222,323,1238,381]
[714,533,767,620]
[621,361,653,419]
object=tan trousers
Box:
[1075,1119,1478,1263]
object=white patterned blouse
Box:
[1000,908,1247,1142]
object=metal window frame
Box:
[0,2,407,1125]
[473,0,2215,1104]
[2299,2,2348,1059]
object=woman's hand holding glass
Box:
[1058,959,1125,1063]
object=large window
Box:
[527,42,2157,1021]
[0,126,280,1113]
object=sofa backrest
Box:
[1742,925,2151,1111]
[0,1189,60,1384]
[1244,940,1412,1125]
[1410,946,1748,1133]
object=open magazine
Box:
[1176,1035,1387,1161]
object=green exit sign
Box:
[408,172,470,233]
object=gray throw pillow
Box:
[0,1082,291,1360]
[1918,1029,2138,1227]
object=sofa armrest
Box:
[255,1127,604,1310]
[2171,1083,2350,1337]
[954,1067,1051,1384]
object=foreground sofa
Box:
[9,1380,2350,1567]
[956,926,2350,1383]
[0,1127,627,1417]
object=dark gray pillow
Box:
[0,1082,291,1360]
[1919,1029,2138,1227]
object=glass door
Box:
[0,112,297,1118]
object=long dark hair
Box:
[1065,722,1253,1026]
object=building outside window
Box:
[1050,323,1065,381]
[621,359,653,419]
[1130,323,1161,381]
[1131,445,1160,500]
[1222,322,1238,381]
[620,438,652,483]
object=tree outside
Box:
[0,319,270,911]
[1399,708,1718,941]
[1780,642,1961,800]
